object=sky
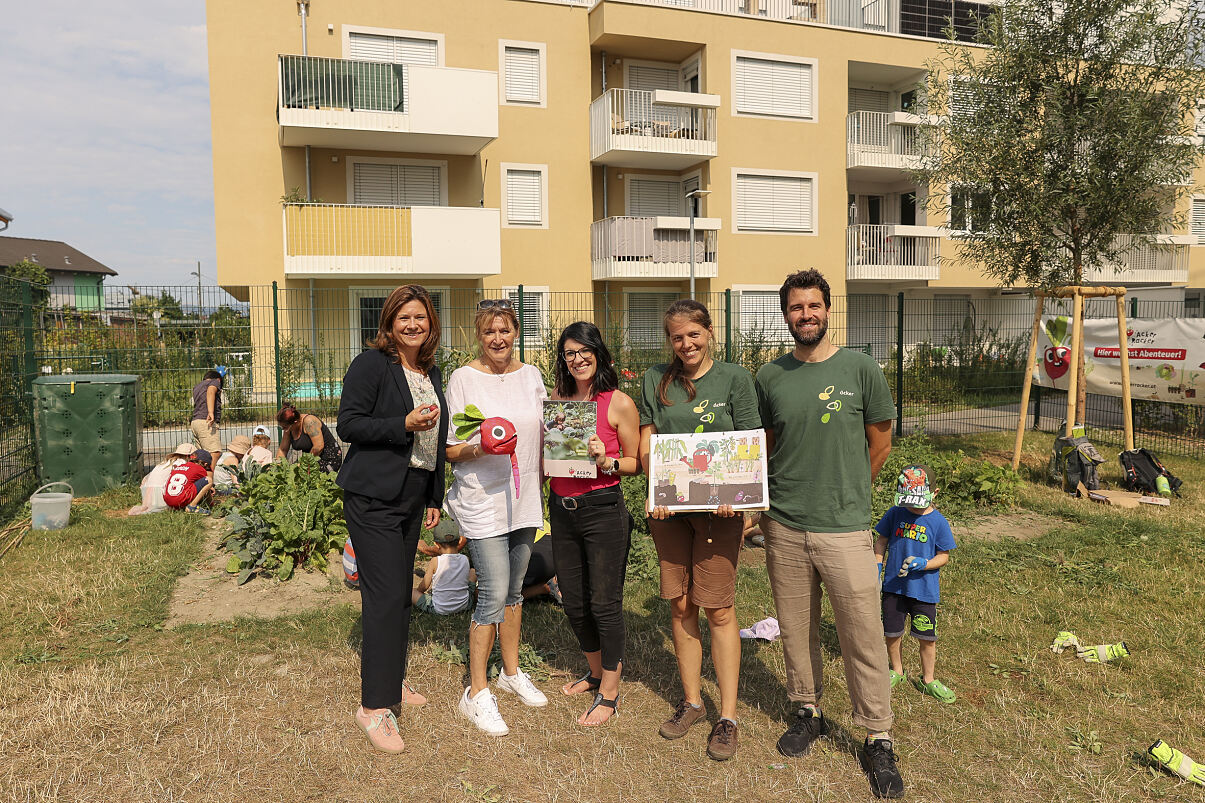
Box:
[1,1,216,289]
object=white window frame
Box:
[341,25,445,65]
[347,285,448,355]
[503,284,551,343]
[624,288,680,348]
[730,168,818,236]
[730,49,818,123]
[501,163,549,228]
[345,156,448,206]
[731,284,791,345]
[498,39,547,107]
[1193,194,1205,245]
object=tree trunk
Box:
[1074,261,1087,426]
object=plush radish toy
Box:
[453,404,521,497]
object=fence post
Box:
[272,281,283,411]
[724,288,732,364]
[895,292,904,437]
[20,281,36,396]
[1130,296,1138,320]
[518,284,525,363]
[1032,384,1042,430]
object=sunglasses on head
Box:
[477,298,514,311]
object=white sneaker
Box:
[496,670,549,707]
[458,687,509,736]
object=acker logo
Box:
[1127,329,1158,345]
[1094,347,1187,361]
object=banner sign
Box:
[1033,316,1205,405]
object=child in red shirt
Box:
[163,443,214,512]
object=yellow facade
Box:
[206,0,1204,333]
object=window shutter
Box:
[627,292,678,347]
[739,291,789,344]
[736,174,811,232]
[506,169,543,224]
[504,47,541,103]
[629,178,682,216]
[353,163,441,206]
[848,88,889,113]
[627,66,679,92]
[506,289,545,340]
[735,57,811,118]
[1194,198,1205,245]
[349,33,437,111]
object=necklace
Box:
[483,359,510,381]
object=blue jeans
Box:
[466,528,536,626]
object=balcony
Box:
[846,224,941,281]
[590,88,718,170]
[1085,235,1191,285]
[847,111,928,179]
[282,203,501,279]
[591,216,719,280]
[597,0,900,34]
[277,55,498,154]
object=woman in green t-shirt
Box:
[637,299,761,762]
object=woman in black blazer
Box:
[337,284,448,755]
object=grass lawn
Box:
[2,432,1204,802]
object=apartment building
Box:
[205,0,1205,357]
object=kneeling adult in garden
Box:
[548,322,640,726]
[337,284,447,754]
[277,403,343,473]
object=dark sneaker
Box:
[777,707,828,757]
[706,719,738,761]
[659,700,706,740]
[862,738,905,799]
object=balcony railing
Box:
[591,216,718,280]
[283,203,501,278]
[847,111,927,173]
[610,0,903,34]
[1087,235,1191,284]
[590,88,718,169]
[846,224,941,281]
[277,55,498,154]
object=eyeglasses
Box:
[562,347,595,362]
[477,298,513,311]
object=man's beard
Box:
[791,317,828,346]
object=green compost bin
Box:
[33,374,142,497]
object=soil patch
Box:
[166,518,358,628]
[953,511,1062,542]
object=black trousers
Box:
[549,487,631,672]
[344,469,429,709]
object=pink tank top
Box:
[550,390,622,498]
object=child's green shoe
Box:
[911,676,956,703]
[889,669,907,689]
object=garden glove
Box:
[1080,642,1129,663]
[897,556,928,578]
[1050,631,1082,654]
[1149,740,1205,786]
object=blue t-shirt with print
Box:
[875,506,956,604]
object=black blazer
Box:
[336,348,448,505]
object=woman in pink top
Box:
[548,321,641,726]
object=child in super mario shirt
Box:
[873,464,957,703]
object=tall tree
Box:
[918,0,1205,421]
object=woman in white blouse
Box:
[445,299,549,737]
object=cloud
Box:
[0,1,216,286]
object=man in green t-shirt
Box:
[754,269,903,800]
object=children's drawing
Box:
[648,428,768,513]
[542,400,597,479]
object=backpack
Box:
[1050,435,1105,492]
[1119,449,1183,497]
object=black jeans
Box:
[344,469,429,709]
[549,486,631,672]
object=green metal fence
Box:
[0,282,1200,515]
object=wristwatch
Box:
[600,457,619,475]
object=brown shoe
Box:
[659,699,706,739]
[707,718,739,761]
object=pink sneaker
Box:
[355,706,405,754]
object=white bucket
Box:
[30,482,73,531]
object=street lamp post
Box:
[685,188,712,300]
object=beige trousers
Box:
[762,517,894,732]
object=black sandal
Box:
[562,671,601,696]
[581,692,619,726]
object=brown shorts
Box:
[649,514,743,609]
[190,419,221,452]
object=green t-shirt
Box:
[639,360,761,435]
[755,348,896,533]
